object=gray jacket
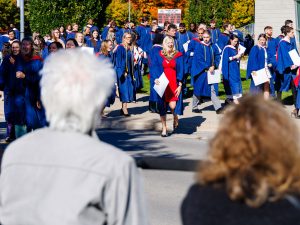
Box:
[0,128,148,225]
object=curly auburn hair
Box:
[198,95,300,208]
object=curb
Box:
[135,156,199,171]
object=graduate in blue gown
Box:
[136,18,152,55]
[116,21,130,44]
[113,32,136,116]
[17,38,46,131]
[176,23,193,54]
[96,40,116,116]
[285,20,297,49]
[247,34,271,98]
[148,33,164,113]
[0,41,26,141]
[264,26,277,97]
[208,20,221,44]
[276,26,300,117]
[131,32,145,91]
[185,27,205,76]
[86,29,101,53]
[217,23,232,51]
[191,30,223,113]
[151,36,184,136]
[188,23,198,39]
[221,34,243,104]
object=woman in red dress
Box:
[153,36,184,137]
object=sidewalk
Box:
[99,94,222,136]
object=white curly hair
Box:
[40,49,115,133]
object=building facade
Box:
[255,0,300,47]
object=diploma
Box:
[183,40,191,52]
[288,49,300,66]
[251,68,271,86]
[207,70,221,84]
[153,72,169,98]
[238,44,246,55]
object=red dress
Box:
[160,51,182,102]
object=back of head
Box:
[40,49,115,134]
[198,95,300,207]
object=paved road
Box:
[141,169,195,225]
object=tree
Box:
[230,0,254,27]
[105,0,142,26]
[0,0,19,31]
[184,0,235,27]
[27,0,103,35]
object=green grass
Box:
[139,70,293,104]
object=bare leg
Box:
[122,102,128,114]
[169,101,178,129]
[263,82,270,100]
[160,115,167,135]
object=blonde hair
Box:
[100,40,112,56]
[198,95,300,207]
[162,36,178,59]
[122,32,132,50]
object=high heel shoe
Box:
[291,109,299,118]
[161,130,168,137]
[120,109,131,117]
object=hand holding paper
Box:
[207,70,221,84]
[153,73,169,98]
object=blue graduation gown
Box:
[113,44,136,103]
[188,31,198,39]
[276,39,297,92]
[176,32,192,54]
[17,56,46,130]
[185,38,201,75]
[266,37,277,96]
[116,28,130,44]
[97,53,116,107]
[151,51,184,116]
[136,25,152,54]
[0,54,26,125]
[217,33,230,51]
[221,46,242,95]
[133,46,144,90]
[246,45,269,93]
[232,29,244,46]
[148,45,163,102]
[86,38,102,53]
[191,42,220,97]
[66,32,76,40]
[208,28,221,44]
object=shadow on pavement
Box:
[174,116,206,135]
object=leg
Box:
[160,115,167,136]
[169,101,179,129]
[210,85,222,111]
[192,94,201,112]
[263,81,270,100]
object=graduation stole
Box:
[120,44,134,79]
[201,41,214,67]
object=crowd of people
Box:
[0,16,300,225]
[0,17,299,140]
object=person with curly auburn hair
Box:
[181,95,300,225]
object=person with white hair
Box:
[0,49,148,225]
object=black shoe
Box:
[120,109,131,117]
[216,108,224,114]
[224,99,232,106]
[5,137,14,143]
[192,108,202,113]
